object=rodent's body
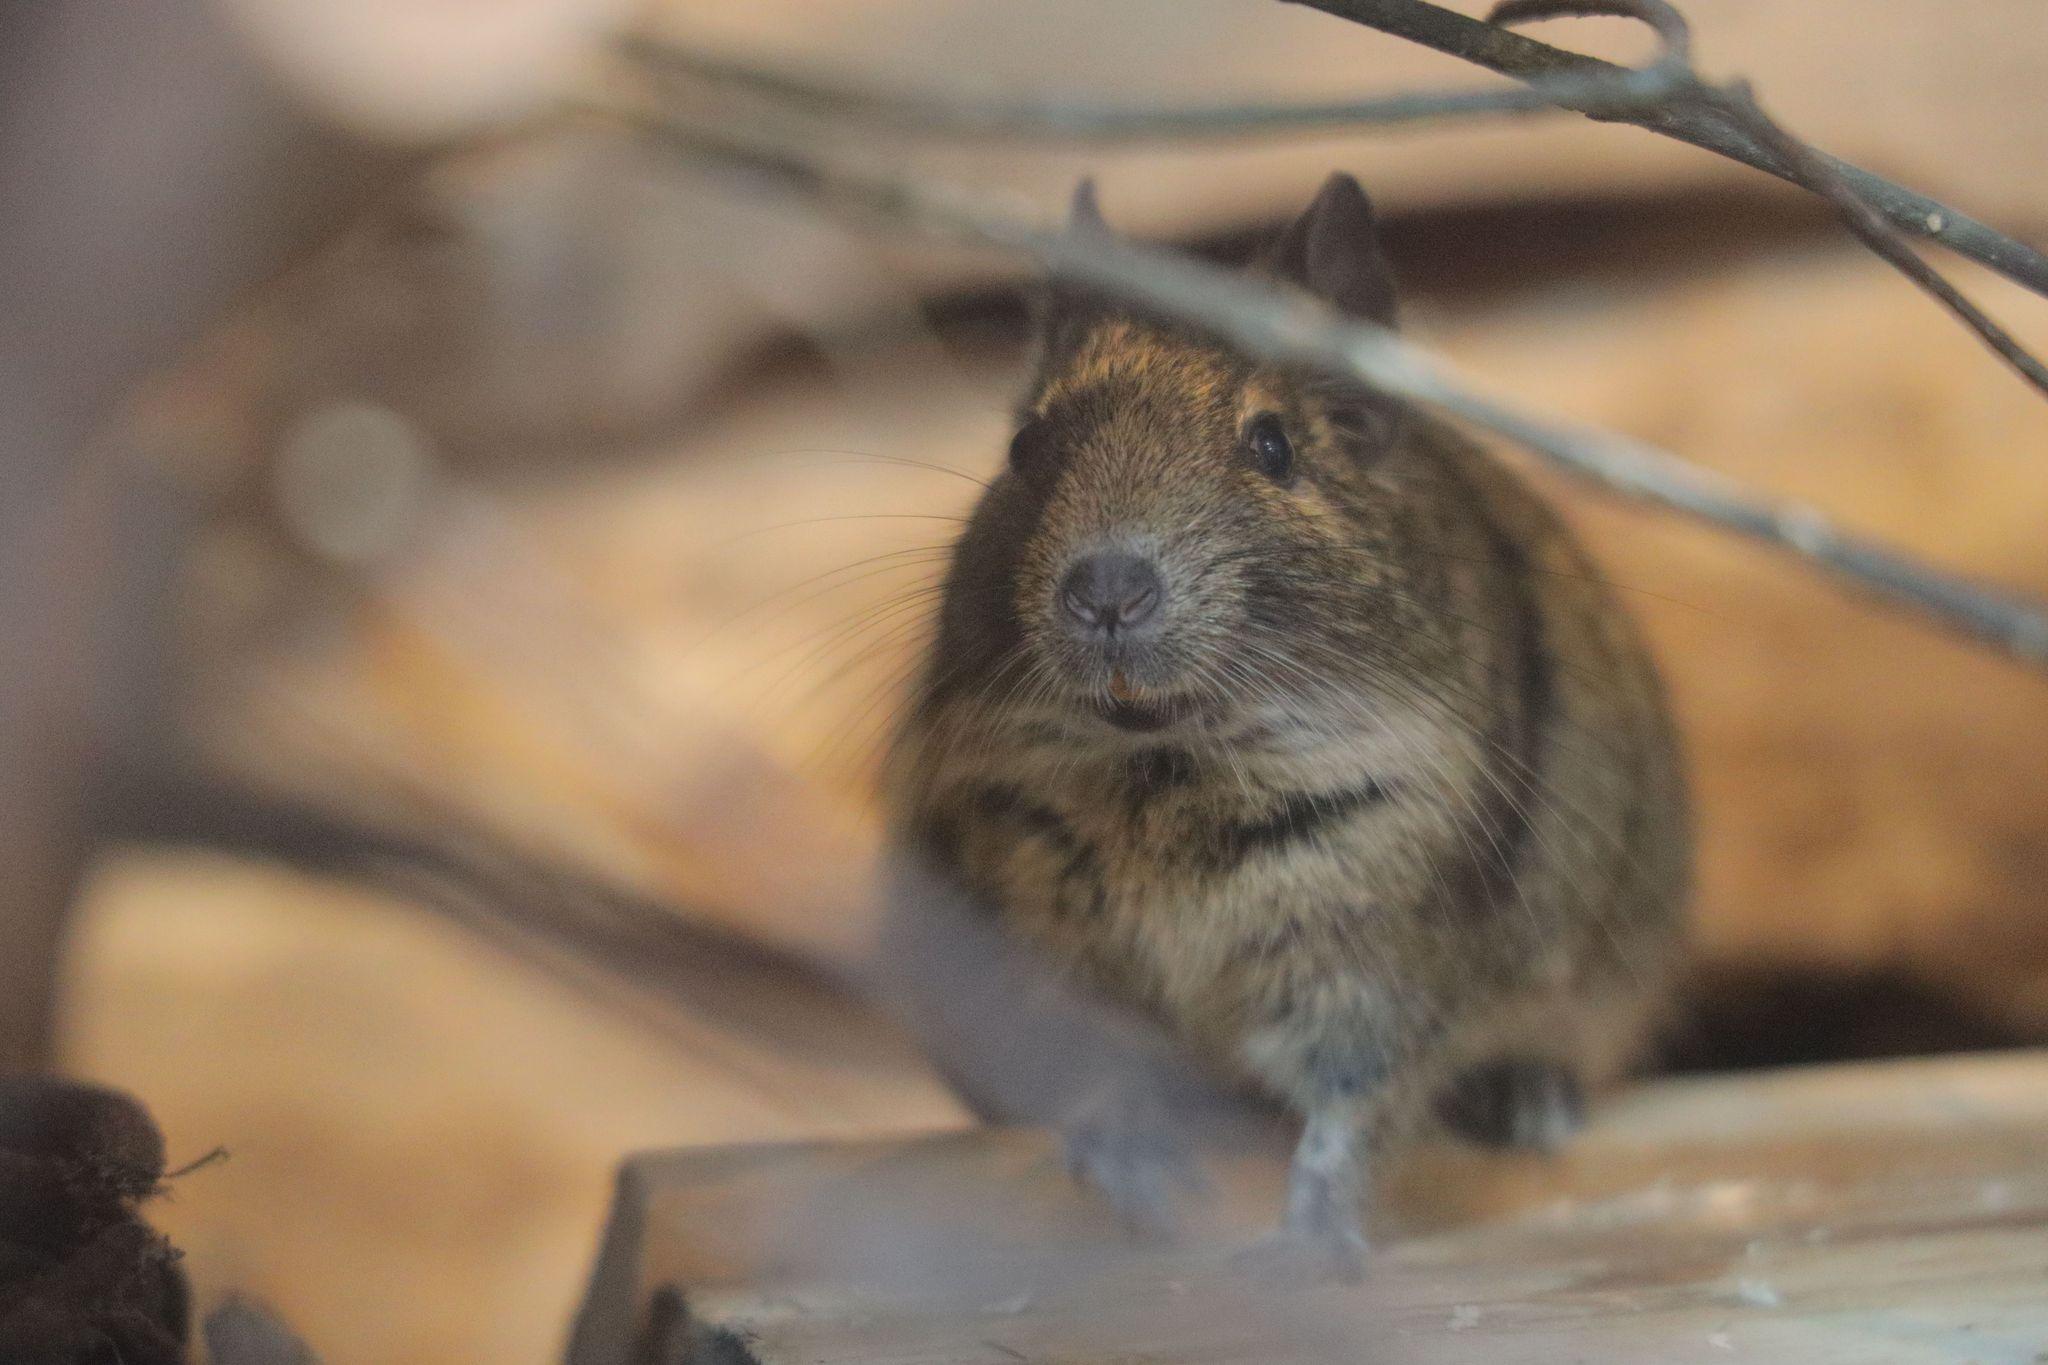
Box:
[896,418,1685,1117]
[885,174,1688,1262]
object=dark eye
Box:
[1009,420,1052,476]
[1245,413,1295,484]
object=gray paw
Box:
[1270,1162,1370,1283]
[1436,1058,1584,1152]
[1061,1101,1205,1236]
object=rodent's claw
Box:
[1061,1104,1207,1238]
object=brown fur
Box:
[884,175,1689,1259]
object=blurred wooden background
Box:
[49,1,2048,1360]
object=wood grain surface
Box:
[570,1050,2048,1364]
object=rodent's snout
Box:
[1056,550,1163,643]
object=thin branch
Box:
[620,34,1688,142]
[592,102,2048,670]
[620,7,2048,301]
[621,1,2048,404]
[1480,0,2048,400]
[1288,0,2048,301]
[1701,81,2048,400]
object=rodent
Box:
[883,172,1689,1271]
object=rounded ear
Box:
[1067,176,1108,235]
[1261,172,1399,328]
[1039,177,1116,355]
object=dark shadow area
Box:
[1657,962,2038,1073]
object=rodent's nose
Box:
[1058,552,1163,639]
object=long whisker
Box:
[718,445,995,492]
[687,542,956,661]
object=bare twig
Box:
[624,2,2048,404]
[621,33,1688,141]
[1710,80,2048,399]
[594,103,2048,669]
[620,4,2048,304]
[1289,0,2048,301]
[1480,0,2048,400]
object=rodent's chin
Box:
[1045,646,1207,734]
[1089,673,1204,734]
[1096,693,1185,733]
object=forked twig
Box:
[621,30,1688,141]
[1476,0,2048,399]
[1291,0,2048,301]
[625,0,2048,403]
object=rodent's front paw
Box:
[1061,1095,1207,1237]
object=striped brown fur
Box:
[885,174,1689,1267]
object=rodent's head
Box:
[928,173,1426,744]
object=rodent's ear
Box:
[1067,177,1109,236]
[1261,172,1399,328]
[1038,177,1117,358]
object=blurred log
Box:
[0,0,624,1069]
[0,0,409,1070]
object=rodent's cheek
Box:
[1011,553,1068,647]
[1281,477,1350,529]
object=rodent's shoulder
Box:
[1391,413,1651,664]
[1394,414,1578,562]
[1406,414,1693,909]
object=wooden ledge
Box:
[568,1050,2048,1363]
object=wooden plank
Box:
[569,1050,2048,1363]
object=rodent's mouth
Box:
[1098,695,1180,732]
[1092,669,1198,733]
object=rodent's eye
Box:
[1245,413,1296,484]
[1009,420,1053,476]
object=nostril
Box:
[1060,581,1100,627]
[1119,577,1161,627]
[1058,552,1164,635]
